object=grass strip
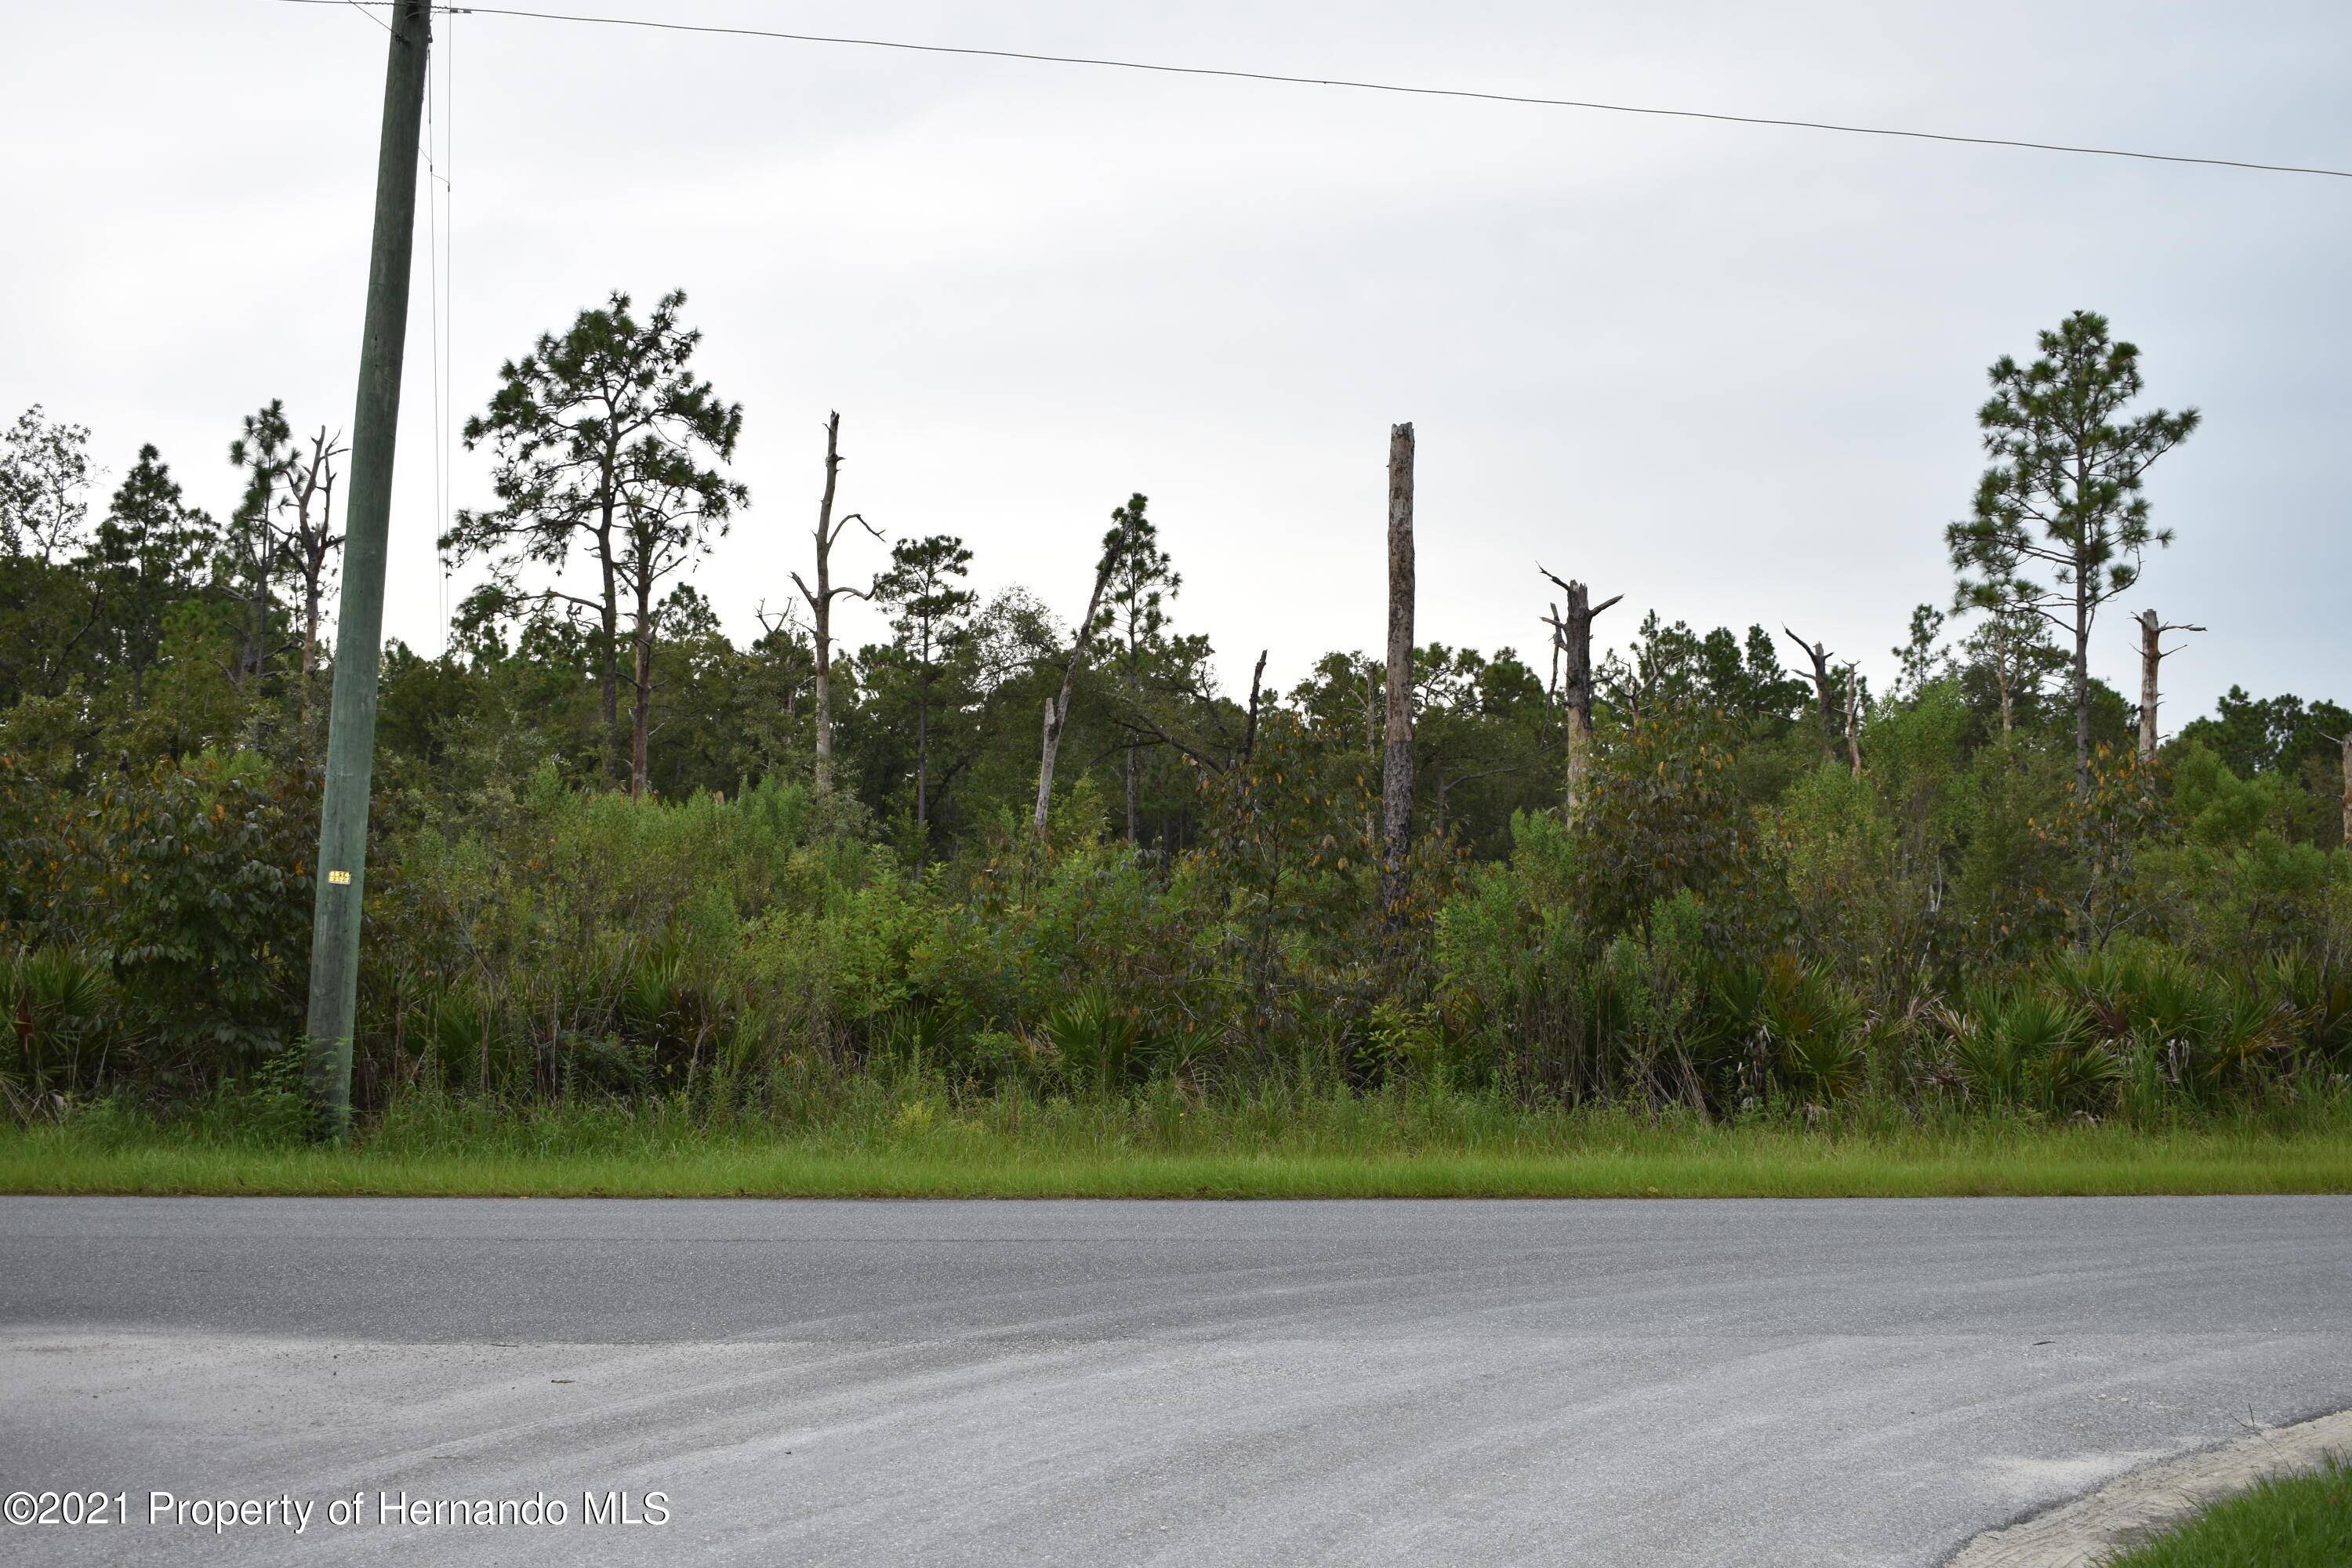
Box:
[2102,1456,2352,1567]
[4,1098,2349,1198]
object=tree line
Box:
[2,301,2346,1124]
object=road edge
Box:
[1943,1406,2352,1567]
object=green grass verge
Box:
[2103,1456,2352,1567]
[4,1085,2349,1197]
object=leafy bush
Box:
[2,643,2342,1141]
[1040,984,1148,1096]
[4,753,312,1088]
[1714,954,1866,1105]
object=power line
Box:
[337,0,390,34]
[264,0,2352,180]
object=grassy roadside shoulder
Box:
[4,1088,2350,1198]
[2102,1456,2352,1567]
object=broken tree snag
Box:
[2135,608,2206,762]
[1542,601,1569,809]
[1033,522,1124,840]
[789,412,880,794]
[2343,735,2352,848]
[1242,648,1268,763]
[1989,612,2015,737]
[1381,422,1416,927]
[287,425,348,734]
[1783,626,1840,763]
[1539,567,1621,822]
[1842,663,1864,777]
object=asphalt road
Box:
[3,1196,2347,1566]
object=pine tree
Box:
[1947,311,2199,789]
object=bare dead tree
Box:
[1242,648,1268,763]
[788,412,881,793]
[283,426,347,731]
[2134,608,2205,761]
[1544,606,1566,759]
[1842,662,1864,777]
[1783,626,1842,764]
[1538,567,1621,820]
[1381,422,1416,927]
[1033,526,1124,840]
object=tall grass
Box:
[7,1077,2348,1198]
[2102,1456,2352,1568]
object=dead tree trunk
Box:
[1033,530,1123,839]
[1380,423,1416,927]
[789,412,877,794]
[2135,608,2205,762]
[1842,663,1864,778]
[1241,648,1268,763]
[2331,732,2352,848]
[1540,568,1621,822]
[629,592,655,799]
[1990,613,2015,737]
[1784,626,1841,764]
[593,491,622,787]
[285,426,346,733]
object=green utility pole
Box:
[304,0,432,1137]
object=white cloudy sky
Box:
[7,1,2348,722]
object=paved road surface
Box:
[3,1196,2347,1566]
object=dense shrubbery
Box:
[7,677,2347,1132]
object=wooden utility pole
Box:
[2134,608,2205,761]
[1783,626,1841,764]
[1380,423,1415,927]
[303,0,431,1137]
[1539,567,1620,821]
[790,412,877,793]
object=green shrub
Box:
[1040,984,1148,1097]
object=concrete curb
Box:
[1944,1406,2352,1567]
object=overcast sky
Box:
[7,1,2347,724]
